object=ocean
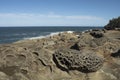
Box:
[0,27,103,44]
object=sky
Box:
[0,0,120,26]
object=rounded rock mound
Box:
[90,31,104,38]
[53,49,104,73]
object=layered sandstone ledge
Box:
[0,29,120,80]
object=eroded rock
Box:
[90,31,104,38]
[53,49,104,73]
[111,49,120,58]
[0,30,120,80]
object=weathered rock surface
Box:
[90,30,104,38]
[0,30,120,80]
[53,49,104,72]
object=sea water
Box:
[0,26,102,44]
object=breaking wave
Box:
[24,31,74,40]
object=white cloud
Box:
[65,15,103,20]
[0,13,107,26]
[0,13,103,19]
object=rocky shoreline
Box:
[0,29,120,80]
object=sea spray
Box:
[24,31,74,40]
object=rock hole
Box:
[6,55,15,60]
[20,69,28,74]
[59,53,62,56]
[111,49,120,58]
[85,57,88,60]
[58,57,62,60]
[70,43,80,50]
[23,48,27,50]
[33,52,39,56]
[5,55,16,66]
[18,55,26,61]
[55,54,58,57]
[60,60,64,64]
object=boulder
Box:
[90,31,104,38]
[53,49,104,73]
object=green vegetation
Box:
[104,16,120,30]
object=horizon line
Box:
[0,26,103,27]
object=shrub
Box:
[104,16,120,30]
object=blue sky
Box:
[0,0,120,26]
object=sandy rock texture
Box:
[0,30,120,80]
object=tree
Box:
[104,16,120,30]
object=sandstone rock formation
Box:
[53,49,104,73]
[0,30,120,80]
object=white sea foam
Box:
[82,31,85,33]
[24,36,46,40]
[24,31,74,40]
[49,32,62,36]
[24,31,63,40]
[66,31,74,33]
